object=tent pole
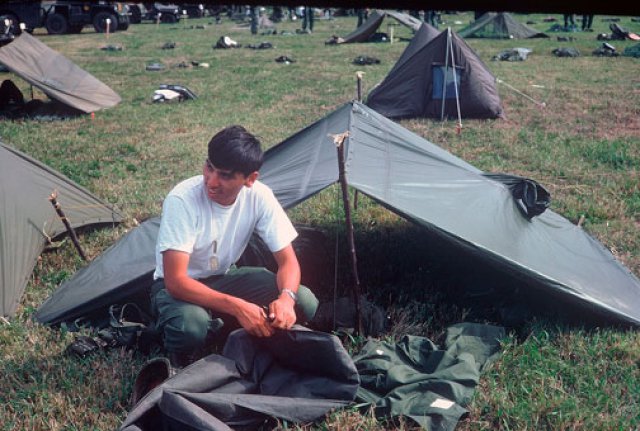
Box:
[353,72,364,210]
[333,132,363,335]
[333,207,339,332]
[49,191,88,261]
[440,27,451,121]
[448,31,463,133]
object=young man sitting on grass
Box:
[151,125,318,368]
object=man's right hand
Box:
[233,300,275,337]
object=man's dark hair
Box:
[207,125,264,176]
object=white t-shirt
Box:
[153,175,297,280]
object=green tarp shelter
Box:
[459,12,548,39]
[367,27,503,120]
[36,101,640,328]
[0,142,122,318]
[329,9,430,44]
[0,32,121,113]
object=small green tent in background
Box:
[0,142,123,318]
[0,32,121,113]
[328,9,430,44]
[459,12,548,39]
[366,26,503,120]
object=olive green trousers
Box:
[151,266,318,354]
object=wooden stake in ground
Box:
[331,131,363,336]
[48,191,88,261]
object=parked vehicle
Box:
[128,3,180,24]
[0,1,130,36]
[42,1,130,34]
[182,4,204,18]
[0,2,44,35]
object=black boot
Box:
[131,357,175,406]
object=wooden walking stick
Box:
[49,191,88,261]
[353,71,365,210]
[331,131,364,336]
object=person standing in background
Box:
[301,7,314,33]
[582,13,594,31]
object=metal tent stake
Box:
[447,28,463,133]
[49,191,88,261]
[333,132,363,335]
[440,28,463,132]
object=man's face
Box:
[203,159,257,206]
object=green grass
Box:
[1,10,639,431]
[468,327,640,430]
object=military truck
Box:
[0,1,130,36]
[0,2,43,35]
[42,1,130,34]
[128,3,181,24]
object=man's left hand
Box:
[268,295,297,330]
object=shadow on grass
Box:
[251,220,639,340]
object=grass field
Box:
[1,9,639,431]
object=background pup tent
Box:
[36,102,640,329]
[366,27,503,120]
[0,142,123,318]
[327,10,430,44]
[458,12,548,39]
[0,32,121,113]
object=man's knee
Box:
[296,285,319,322]
[163,306,210,352]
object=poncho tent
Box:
[459,12,549,39]
[329,9,431,43]
[366,27,503,120]
[36,102,640,328]
[0,142,123,318]
[0,32,121,113]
